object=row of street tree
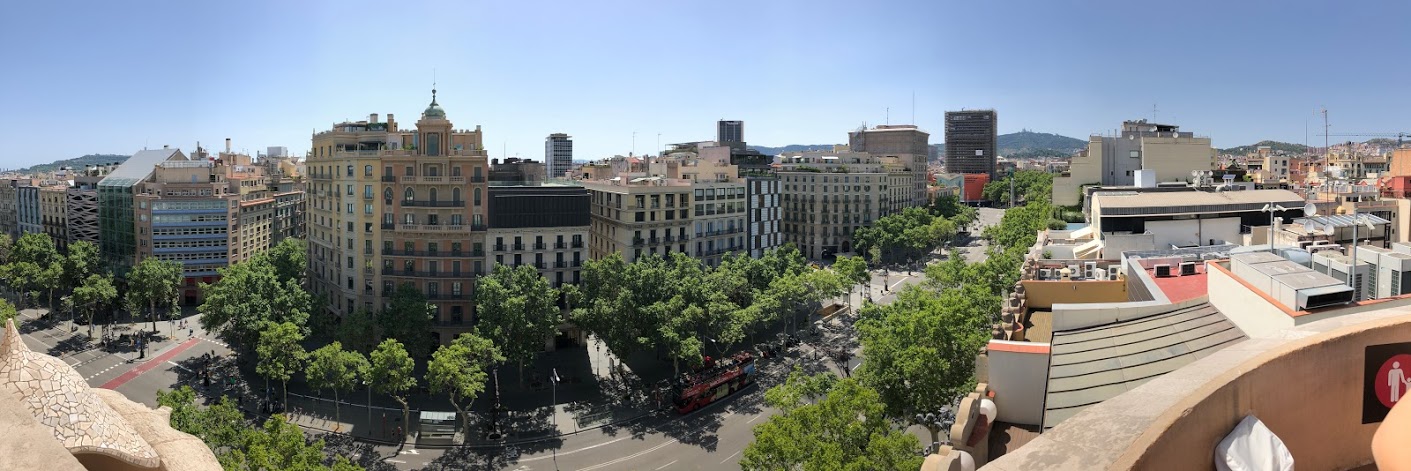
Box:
[742,172,1059,469]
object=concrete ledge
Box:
[984,304,1411,471]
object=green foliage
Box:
[377,284,435,360]
[856,284,994,417]
[832,255,870,289]
[997,130,1086,156]
[0,233,12,264]
[370,338,416,440]
[72,274,117,334]
[12,232,57,267]
[0,298,18,327]
[305,341,366,426]
[20,153,129,174]
[982,170,1053,206]
[126,257,183,331]
[741,372,922,471]
[853,207,959,263]
[1219,140,1308,155]
[200,254,312,350]
[221,415,362,471]
[256,322,307,409]
[37,262,62,306]
[259,238,307,286]
[427,333,503,435]
[63,240,101,287]
[335,308,378,355]
[473,264,561,369]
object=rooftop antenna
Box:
[886,107,890,125]
[911,91,916,125]
[1152,103,1159,121]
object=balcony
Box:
[379,268,469,278]
[422,176,444,183]
[554,242,567,249]
[534,262,547,269]
[533,243,547,250]
[633,238,645,247]
[554,261,569,268]
[402,176,418,183]
[493,244,508,251]
[435,319,470,327]
[571,241,584,248]
[512,244,525,251]
[381,223,395,230]
[381,176,397,183]
[471,176,486,183]
[426,293,471,300]
[395,224,470,232]
[449,176,465,183]
[401,200,465,207]
[471,223,487,231]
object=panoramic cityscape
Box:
[2,1,1410,471]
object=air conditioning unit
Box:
[1180,261,1197,276]
[1093,270,1108,280]
[1155,264,1172,277]
[1039,268,1053,280]
[1108,266,1122,279]
[1084,262,1098,279]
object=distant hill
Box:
[997,131,1086,158]
[22,154,129,174]
[1218,141,1308,155]
[748,144,837,155]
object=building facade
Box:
[778,150,905,259]
[39,185,68,251]
[17,185,41,237]
[306,91,490,344]
[1053,120,1215,206]
[584,178,694,264]
[66,166,111,247]
[717,120,744,150]
[745,175,782,258]
[943,110,998,179]
[848,124,931,207]
[486,183,589,289]
[99,147,185,271]
[0,180,16,239]
[544,133,573,179]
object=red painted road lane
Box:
[100,338,201,390]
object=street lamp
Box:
[550,368,560,432]
[913,406,957,454]
[1260,203,1289,252]
[364,380,372,434]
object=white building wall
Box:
[986,342,1050,427]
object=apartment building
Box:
[39,184,68,251]
[486,178,589,289]
[270,179,306,244]
[306,90,490,343]
[583,176,694,264]
[1053,120,1215,206]
[17,184,41,236]
[778,149,914,259]
[745,175,782,258]
[849,124,931,206]
[0,180,16,239]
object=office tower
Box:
[545,133,573,179]
[944,110,998,179]
[99,147,186,271]
[717,120,744,150]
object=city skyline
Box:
[2,0,1408,168]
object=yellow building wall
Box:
[1020,280,1129,309]
[1140,137,1214,183]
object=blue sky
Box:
[1,0,1407,168]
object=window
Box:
[364,165,373,176]
[405,166,414,176]
[453,188,461,202]
[346,165,353,177]
[404,188,415,202]
[474,188,481,206]
[364,185,373,198]
[429,188,438,202]
[365,204,373,214]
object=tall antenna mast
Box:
[1322,107,1330,162]
[911,91,916,125]
[1152,103,1159,121]
[885,107,890,125]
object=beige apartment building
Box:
[777,148,922,259]
[306,91,490,343]
[39,184,68,251]
[1053,120,1215,206]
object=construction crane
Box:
[1318,132,1411,147]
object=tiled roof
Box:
[1042,302,1245,429]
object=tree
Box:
[377,284,435,360]
[72,274,117,337]
[258,238,307,286]
[741,371,922,471]
[256,322,308,410]
[336,308,378,354]
[11,232,57,268]
[5,261,41,307]
[427,333,504,439]
[62,240,100,288]
[126,257,184,332]
[832,255,870,313]
[305,342,366,428]
[225,415,362,471]
[0,298,18,328]
[36,262,62,307]
[473,264,560,381]
[856,284,993,418]
[157,386,248,453]
[200,256,312,350]
[0,233,12,265]
[369,338,416,443]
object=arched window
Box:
[383,187,392,205]
[452,188,461,202]
[429,188,438,202]
[404,188,415,202]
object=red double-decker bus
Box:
[671,352,757,414]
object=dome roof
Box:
[423,88,446,119]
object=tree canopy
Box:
[427,333,503,437]
[126,257,183,331]
[741,371,922,471]
[200,254,312,349]
[473,264,561,370]
[377,284,435,360]
[369,338,416,442]
[256,321,308,409]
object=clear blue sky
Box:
[2,0,1407,168]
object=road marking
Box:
[720,450,742,464]
[386,459,406,464]
[747,413,762,424]
[99,338,201,389]
[655,459,678,470]
[578,439,679,471]
[519,436,629,462]
[166,361,191,373]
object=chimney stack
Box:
[370,113,379,124]
[225,138,232,154]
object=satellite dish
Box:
[1323,223,1335,236]
[1303,202,1318,217]
[1303,220,1316,234]
[1192,170,1201,178]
